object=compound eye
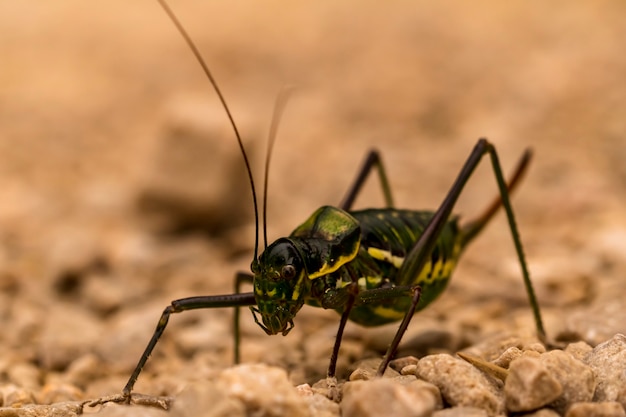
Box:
[281,264,296,280]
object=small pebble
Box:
[0,383,36,407]
[170,381,245,417]
[564,341,593,362]
[389,356,419,373]
[538,349,596,413]
[461,335,542,362]
[38,304,102,371]
[302,392,340,417]
[520,409,561,417]
[35,382,84,405]
[492,346,523,368]
[504,356,562,412]
[348,358,400,381]
[432,406,488,417]
[7,362,41,391]
[218,364,309,417]
[97,402,171,417]
[565,303,626,346]
[0,401,83,417]
[401,364,418,376]
[172,371,334,417]
[342,378,441,417]
[415,354,504,416]
[583,333,626,407]
[63,353,104,389]
[565,401,626,417]
[295,383,314,396]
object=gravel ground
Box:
[1,1,626,416]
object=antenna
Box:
[156,0,261,260]
[262,87,294,250]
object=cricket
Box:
[102,0,547,406]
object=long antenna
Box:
[262,87,294,250]
[156,0,260,260]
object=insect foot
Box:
[86,392,173,411]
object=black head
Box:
[250,238,309,335]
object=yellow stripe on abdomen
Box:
[367,247,405,268]
[372,305,406,321]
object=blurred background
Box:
[0,0,625,399]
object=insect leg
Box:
[340,150,394,210]
[376,286,421,376]
[122,293,256,398]
[329,284,422,377]
[460,148,532,245]
[381,138,544,375]
[327,289,357,379]
[233,272,254,364]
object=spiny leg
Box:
[324,284,421,379]
[121,293,256,399]
[233,272,254,364]
[484,143,545,343]
[377,138,545,375]
[327,289,358,380]
[460,148,532,245]
[376,286,422,376]
[340,150,395,210]
[445,145,541,337]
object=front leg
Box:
[321,283,419,379]
[315,282,358,402]
[108,292,256,403]
[328,297,357,382]
[234,272,254,364]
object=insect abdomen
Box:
[345,208,463,326]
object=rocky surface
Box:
[1,1,626,416]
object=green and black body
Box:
[242,139,543,383]
[254,206,463,332]
[119,139,546,400]
[110,0,547,403]
[312,207,462,326]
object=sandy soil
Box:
[0,1,625,415]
